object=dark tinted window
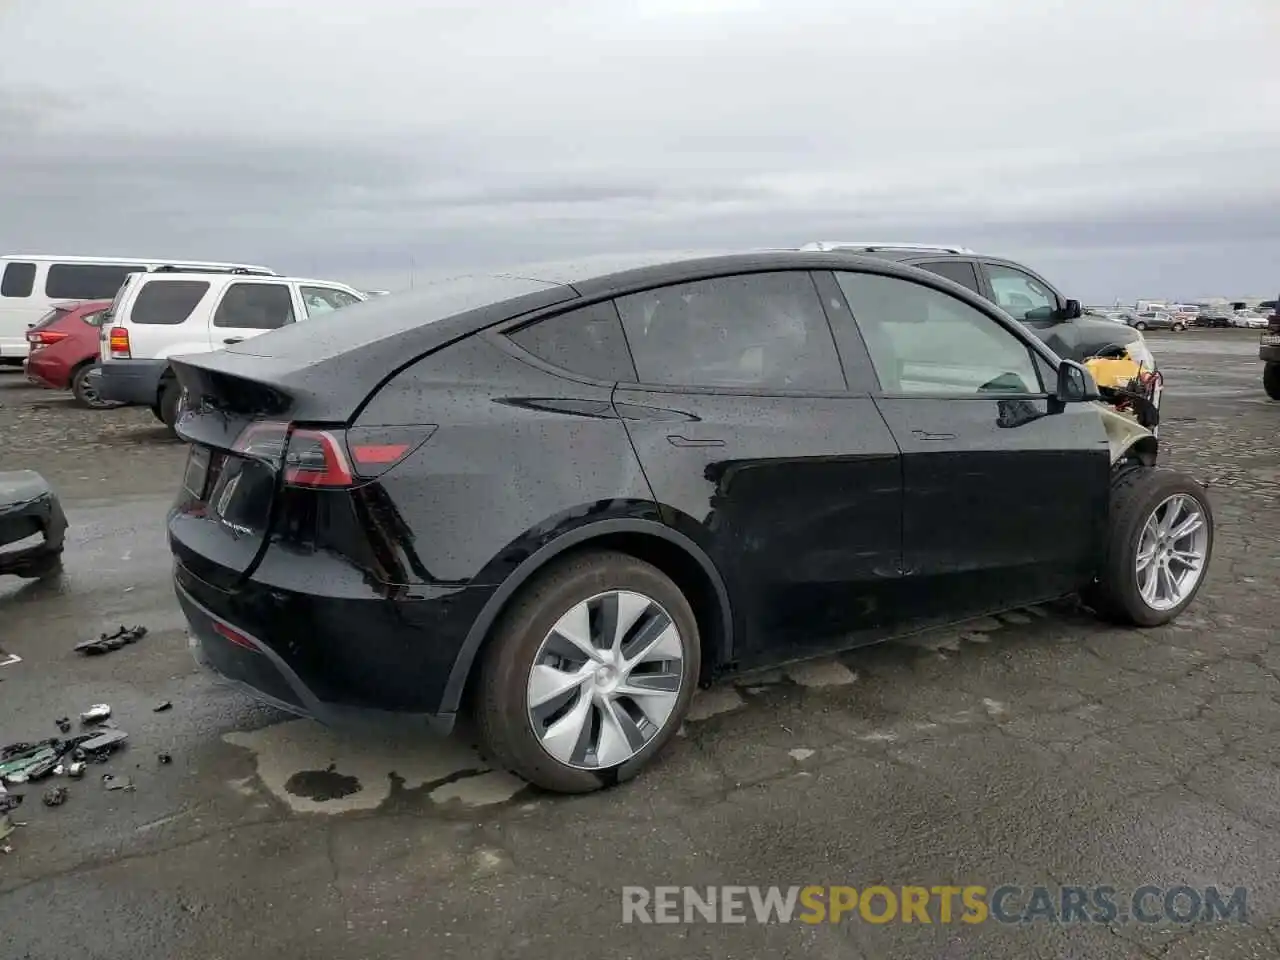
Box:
[615,271,845,390]
[45,264,143,300]
[835,271,1041,395]
[1,261,36,298]
[507,302,637,381]
[916,260,981,294]
[131,280,211,325]
[213,283,295,329]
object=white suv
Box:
[97,270,365,431]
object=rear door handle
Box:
[667,435,725,448]
[911,429,956,441]
[223,338,244,345]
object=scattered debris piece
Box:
[0,786,21,814]
[80,729,128,761]
[66,762,86,779]
[55,717,71,733]
[75,625,147,656]
[102,774,134,792]
[0,746,59,784]
[80,704,112,724]
[158,753,173,765]
[42,786,68,807]
[153,701,173,713]
[0,813,15,842]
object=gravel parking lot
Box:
[2,329,1278,960]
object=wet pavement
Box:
[1,329,1279,960]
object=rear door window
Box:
[213,283,296,329]
[506,301,638,381]
[130,280,211,325]
[614,271,846,390]
[1,261,36,298]
[45,264,144,300]
[915,260,982,295]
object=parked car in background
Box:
[1233,311,1268,329]
[1195,310,1235,328]
[96,270,365,432]
[22,299,120,408]
[165,249,1210,794]
[0,255,275,365]
[1127,311,1186,332]
[1261,299,1280,399]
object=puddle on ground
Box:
[284,764,362,802]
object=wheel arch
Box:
[441,518,734,717]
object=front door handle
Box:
[667,435,725,448]
[223,338,244,345]
[911,429,956,441]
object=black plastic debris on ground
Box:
[102,774,133,792]
[55,717,71,733]
[153,701,173,713]
[75,625,147,656]
[158,753,172,765]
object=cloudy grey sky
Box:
[2,0,1277,301]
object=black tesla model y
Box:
[168,250,1214,792]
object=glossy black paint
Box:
[166,250,1122,732]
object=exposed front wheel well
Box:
[459,529,731,713]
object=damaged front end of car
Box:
[0,471,68,579]
[1083,337,1163,437]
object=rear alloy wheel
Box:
[475,551,700,793]
[1264,362,1280,401]
[70,364,123,410]
[1085,467,1213,627]
[1133,321,1148,331]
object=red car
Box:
[23,299,121,408]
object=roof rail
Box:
[800,240,978,255]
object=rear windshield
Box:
[28,307,67,331]
[130,280,211,325]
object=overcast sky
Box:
[2,0,1277,301]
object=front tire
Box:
[1133,321,1148,331]
[1084,467,1213,627]
[1264,362,1280,401]
[474,550,701,793]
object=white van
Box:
[96,269,365,431]
[0,255,275,363]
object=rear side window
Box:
[213,282,295,329]
[300,286,362,317]
[45,264,143,300]
[507,302,638,381]
[916,260,981,295]
[1,262,36,298]
[614,271,846,390]
[130,280,211,325]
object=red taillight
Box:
[230,421,433,489]
[27,330,69,346]
[211,620,257,651]
[108,326,131,359]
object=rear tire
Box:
[1083,467,1213,627]
[1264,362,1280,401]
[474,550,700,794]
[70,363,123,410]
[158,377,180,435]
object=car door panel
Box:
[829,268,1111,625]
[609,270,905,665]
[615,389,905,664]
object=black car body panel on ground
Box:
[0,470,67,578]
[166,250,1210,790]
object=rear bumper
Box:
[173,556,496,734]
[0,471,67,576]
[0,338,29,362]
[23,354,70,390]
[98,358,166,405]
[1259,343,1280,363]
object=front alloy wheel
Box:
[475,551,700,793]
[1085,467,1214,626]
